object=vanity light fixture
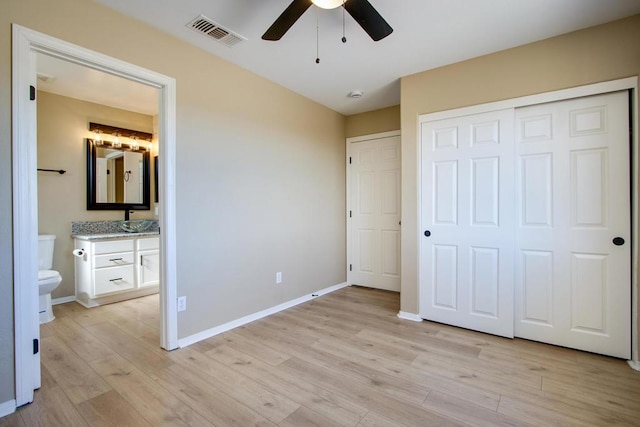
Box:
[112,133,121,149]
[89,122,154,152]
[93,129,103,146]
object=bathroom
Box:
[36,52,160,322]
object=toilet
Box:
[38,234,62,324]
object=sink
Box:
[118,220,154,233]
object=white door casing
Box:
[515,91,631,359]
[419,109,516,338]
[348,132,401,292]
[12,24,178,407]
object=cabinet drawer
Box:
[94,265,135,296]
[94,252,134,269]
[137,237,159,251]
[94,239,134,255]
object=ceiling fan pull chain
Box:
[342,0,347,43]
[315,6,320,63]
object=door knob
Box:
[613,237,625,246]
[424,230,431,237]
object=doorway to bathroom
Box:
[12,24,178,407]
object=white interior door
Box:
[348,134,401,291]
[419,109,515,337]
[515,91,630,359]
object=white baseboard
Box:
[52,295,76,305]
[0,399,16,418]
[397,311,423,322]
[178,282,348,348]
[628,360,640,371]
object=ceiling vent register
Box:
[186,15,247,47]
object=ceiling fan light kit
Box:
[311,0,344,9]
[262,0,392,42]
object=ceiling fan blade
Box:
[262,0,313,41]
[344,0,393,41]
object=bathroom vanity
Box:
[73,232,159,307]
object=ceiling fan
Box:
[262,0,393,42]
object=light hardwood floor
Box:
[2,286,640,426]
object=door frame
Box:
[417,77,639,366]
[346,130,401,287]
[12,24,179,407]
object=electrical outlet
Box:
[177,296,187,312]
[276,272,282,284]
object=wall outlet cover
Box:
[177,296,186,312]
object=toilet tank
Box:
[38,234,56,270]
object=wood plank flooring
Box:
[3,286,640,426]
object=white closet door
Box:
[349,135,401,291]
[515,91,630,359]
[419,109,515,338]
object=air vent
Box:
[186,15,247,47]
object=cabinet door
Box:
[139,250,160,288]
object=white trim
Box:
[178,282,348,348]
[12,23,40,408]
[346,130,401,144]
[52,295,76,305]
[628,360,640,371]
[346,130,401,286]
[0,400,16,418]
[419,77,638,123]
[632,83,639,364]
[417,77,639,365]
[397,311,423,322]
[12,24,179,406]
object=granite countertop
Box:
[72,230,160,241]
[71,219,159,241]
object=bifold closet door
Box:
[419,109,515,338]
[515,91,630,359]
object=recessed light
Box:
[348,90,363,99]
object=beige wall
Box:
[399,12,640,349]
[1,0,346,402]
[345,105,400,138]
[37,91,155,300]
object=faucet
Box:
[124,210,133,221]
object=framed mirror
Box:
[86,138,151,211]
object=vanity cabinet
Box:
[138,237,160,288]
[74,235,159,307]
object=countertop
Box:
[72,231,160,241]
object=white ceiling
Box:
[44,1,640,116]
[36,53,159,115]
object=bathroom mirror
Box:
[86,139,151,211]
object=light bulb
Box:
[93,130,103,146]
[311,0,343,9]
